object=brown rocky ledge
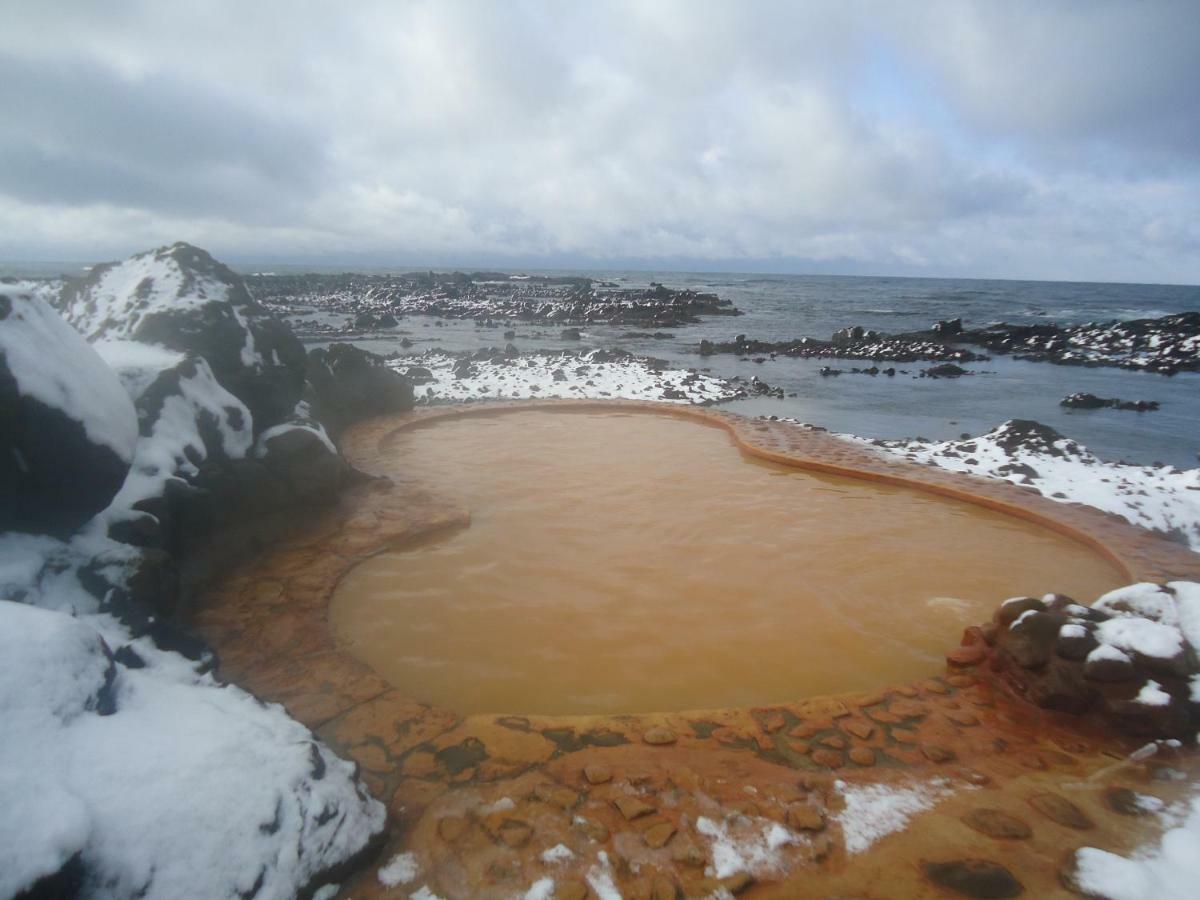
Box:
[191,401,1200,899]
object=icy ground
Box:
[853,420,1200,552]
[392,350,743,405]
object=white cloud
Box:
[0,0,1197,282]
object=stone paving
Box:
[192,401,1200,899]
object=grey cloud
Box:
[0,0,1196,283]
[0,54,326,218]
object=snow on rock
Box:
[835,778,955,854]
[523,877,556,900]
[1095,583,1181,625]
[1,290,138,536]
[540,844,575,864]
[1096,617,1185,664]
[0,596,385,899]
[95,340,253,516]
[1074,793,1200,900]
[859,419,1200,552]
[695,814,801,879]
[394,349,742,405]
[57,242,307,428]
[1135,680,1173,706]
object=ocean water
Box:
[279,268,1200,469]
[6,262,1198,467]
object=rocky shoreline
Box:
[250,271,742,336]
[696,311,1200,375]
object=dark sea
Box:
[8,261,1199,468]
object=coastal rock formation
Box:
[306,342,415,438]
[953,312,1200,374]
[251,270,742,334]
[1,289,138,536]
[57,242,307,428]
[697,330,985,364]
[1061,392,1160,412]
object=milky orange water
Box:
[332,411,1125,715]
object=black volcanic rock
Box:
[57,242,307,430]
[305,342,414,437]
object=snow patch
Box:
[836,778,955,854]
[540,844,574,864]
[695,814,800,879]
[1075,793,1200,900]
[378,851,420,887]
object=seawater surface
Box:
[331,411,1126,715]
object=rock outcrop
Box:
[57,242,306,429]
[953,583,1200,738]
[1,290,138,536]
[305,342,415,438]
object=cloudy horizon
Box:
[2,1,1198,285]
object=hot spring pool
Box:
[331,410,1125,715]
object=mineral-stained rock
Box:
[922,859,1024,898]
[643,822,676,849]
[584,763,613,785]
[848,747,876,766]
[948,645,989,667]
[811,749,843,768]
[554,879,590,900]
[1027,792,1093,830]
[922,744,957,763]
[643,727,678,745]
[961,809,1033,840]
[615,796,656,820]
[786,805,826,832]
[437,815,469,842]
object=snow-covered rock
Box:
[0,590,385,899]
[393,349,742,405]
[1,289,138,536]
[57,243,307,430]
[96,339,253,521]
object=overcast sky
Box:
[2,1,1198,283]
